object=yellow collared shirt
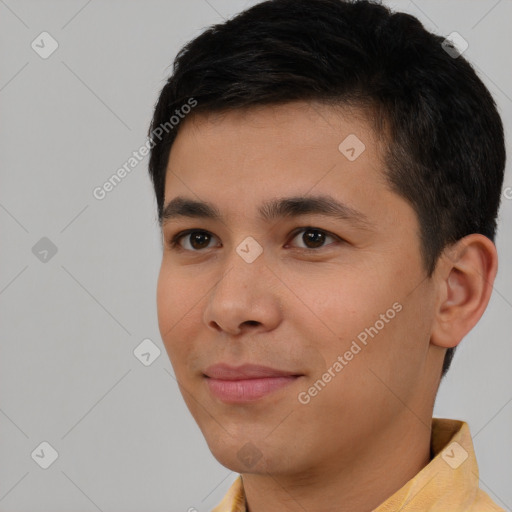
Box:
[211,418,504,512]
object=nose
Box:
[203,250,283,337]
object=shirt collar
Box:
[211,418,502,512]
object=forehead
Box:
[162,101,397,225]
[167,101,384,175]
[170,101,381,156]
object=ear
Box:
[430,234,498,349]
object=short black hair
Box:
[147,0,506,377]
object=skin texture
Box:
[156,101,497,512]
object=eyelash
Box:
[167,227,342,252]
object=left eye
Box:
[287,228,338,250]
[169,227,339,252]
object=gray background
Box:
[1,0,511,510]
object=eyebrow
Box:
[161,194,373,230]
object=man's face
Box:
[157,101,441,475]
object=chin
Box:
[204,433,271,473]
[209,434,305,477]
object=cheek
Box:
[286,267,385,343]
[156,265,175,339]
[292,262,421,372]
[156,264,200,359]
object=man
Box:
[147,0,506,510]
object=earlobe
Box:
[430,234,498,349]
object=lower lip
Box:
[206,376,299,403]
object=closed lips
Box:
[203,363,303,380]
